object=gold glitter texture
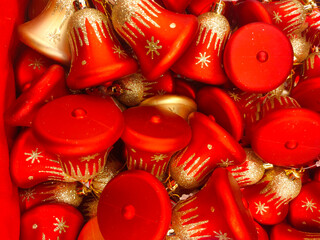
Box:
[303,51,320,76]
[289,32,311,63]
[196,12,230,55]
[111,0,161,45]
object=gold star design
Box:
[213,230,232,240]
[195,52,211,68]
[80,153,100,162]
[157,89,167,96]
[255,201,269,215]
[218,159,234,168]
[112,45,127,58]
[145,36,162,59]
[53,217,69,234]
[47,29,61,43]
[25,148,43,164]
[28,58,44,70]
[151,154,168,163]
[273,11,282,24]
[302,198,317,212]
[228,91,241,102]
[21,188,36,202]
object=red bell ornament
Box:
[305,5,320,47]
[171,1,230,85]
[302,50,320,80]
[32,94,124,181]
[288,181,320,232]
[223,22,293,93]
[14,46,55,93]
[169,112,246,189]
[97,170,172,240]
[18,0,75,65]
[251,95,320,167]
[162,0,192,13]
[121,106,191,181]
[111,0,198,81]
[10,129,75,189]
[111,72,174,107]
[242,167,302,225]
[270,222,320,239]
[227,148,267,187]
[21,203,84,240]
[66,1,138,89]
[19,182,83,213]
[172,168,258,240]
[5,64,69,127]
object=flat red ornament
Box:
[97,170,171,240]
[251,108,320,167]
[5,64,69,127]
[223,22,293,93]
[33,94,124,180]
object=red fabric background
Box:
[0,0,29,239]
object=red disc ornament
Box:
[169,112,246,189]
[20,203,84,240]
[111,0,198,80]
[172,168,258,240]
[121,105,191,181]
[66,7,138,89]
[10,129,75,189]
[288,181,320,232]
[270,222,320,239]
[223,22,293,93]
[32,94,124,181]
[5,64,69,127]
[97,170,172,240]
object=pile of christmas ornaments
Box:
[6,0,320,238]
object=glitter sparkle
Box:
[112,45,127,58]
[145,36,162,59]
[302,198,317,212]
[53,217,69,234]
[25,148,43,164]
[213,230,232,240]
[151,154,168,163]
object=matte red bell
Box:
[251,95,320,167]
[171,2,230,85]
[288,181,320,232]
[66,6,138,89]
[111,0,198,80]
[227,148,266,187]
[32,94,124,181]
[172,168,258,240]
[97,170,172,240]
[14,46,55,93]
[19,182,82,213]
[242,167,302,225]
[121,105,191,181]
[224,22,293,93]
[162,0,192,12]
[169,112,246,189]
[5,64,69,127]
[305,6,320,47]
[302,51,320,80]
[10,129,75,189]
[270,222,320,239]
[21,203,84,240]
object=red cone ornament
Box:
[14,46,55,93]
[288,181,320,232]
[19,181,83,213]
[121,106,191,181]
[162,0,192,13]
[169,112,246,189]
[111,0,198,80]
[171,2,230,85]
[21,203,84,240]
[97,170,172,240]
[270,222,320,239]
[66,2,138,89]
[224,22,293,93]
[227,148,267,187]
[5,64,69,127]
[242,167,302,225]
[251,95,320,167]
[10,129,75,188]
[18,0,75,65]
[32,94,124,181]
[172,168,258,240]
